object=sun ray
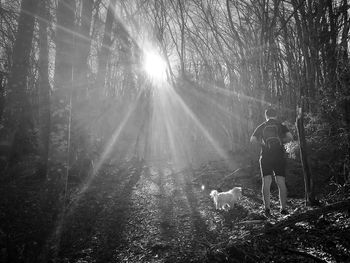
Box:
[160,88,190,169]
[202,82,294,113]
[147,79,230,168]
[93,91,143,174]
[169,86,229,160]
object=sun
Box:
[143,50,167,83]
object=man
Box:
[250,108,293,216]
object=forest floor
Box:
[1,158,350,263]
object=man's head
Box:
[265,108,277,120]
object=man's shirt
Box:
[251,119,289,158]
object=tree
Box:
[52,0,75,161]
[5,0,38,166]
[96,0,117,96]
[296,101,316,205]
[37,0,51,178]
[70,0,94,176]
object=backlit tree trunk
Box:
[71,0,94,176]
[96,0,117,95]
[6,0,38,165]
[296,100,316,206]
[52,0,75,160]
[38,0,51,178]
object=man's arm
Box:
[250,124,262,145]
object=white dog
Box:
[210,187,242,210]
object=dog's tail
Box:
[210,190,218,198]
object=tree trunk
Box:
[52,0,75,160]
[292,0,314,112]
[5,0,38,166]
[73,0,93,100]
[177,0,186,76]
[38,0,51,179]
[71,0,94,177]
[338,0,350,183]
[0,71,5,120]
[54,0,75,98]
[296,100,316,206]
[96,0,117,96]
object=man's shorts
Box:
[259,156,286,177]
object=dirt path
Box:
[2,159,349,262]
[56,161,239,263]
[57,160,350,263]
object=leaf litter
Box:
[1,158,349,263]
[55,158,350,262]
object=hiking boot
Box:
[280,209,289,215]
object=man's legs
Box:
[275,175,287,211]
[262,175,272,210]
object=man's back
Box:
[252,119,288,158]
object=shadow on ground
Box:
[57,160,143,262]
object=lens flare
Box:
[143,50,167,83]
